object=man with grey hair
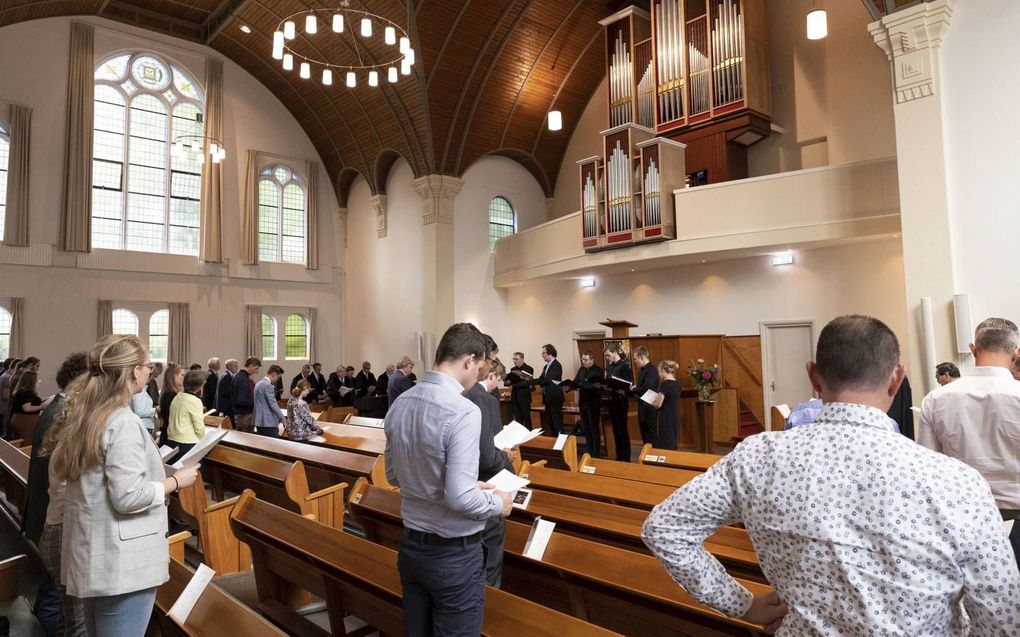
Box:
[920,317,1020,569]
[203,357,222,410]
[644,315,1019,634]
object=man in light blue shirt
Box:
[385,323,512,636]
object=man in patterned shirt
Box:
[643,315,1019,635]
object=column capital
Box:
[337,207,348,247]
[869,0,953,104]
[369,194,388,238]
[412,174,464,225]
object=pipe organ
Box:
[581,3,769,252]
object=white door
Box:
[760,322,815,429]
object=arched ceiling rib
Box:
[1,0,617,199]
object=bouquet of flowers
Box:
[688,358,721,402]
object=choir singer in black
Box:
[535,344,564,435]
[506,352,534,424]
[604,345,633,461]
[632,346,660,445]
[565,351,604,457]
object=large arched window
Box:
[112,308,140,336]
[261,313,277,360]
[284,313,308,359]
[0,127,8,243]
[92,53,204,255]
[149,309,169,362]
[258,165,306,264]
[488,196,516,249]
[0,307,11,360]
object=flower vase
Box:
[697,385,712,402]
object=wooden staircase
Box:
[720,336,766,445]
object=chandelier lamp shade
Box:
[273,7,415,88]
[172,134,227,164]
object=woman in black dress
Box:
[653,360,680,450]
[10,370,44,417]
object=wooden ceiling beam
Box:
[203,0,250,44]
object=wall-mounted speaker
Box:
[953,293,972,354]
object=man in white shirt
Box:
[642,315,1019,635]
[919,317,1020,569]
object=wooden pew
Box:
[176,477,252,575]
[201,445,347,530]
[578,453,701,488]
[519,434,578,471]
[315,422,386,457]
[8,413,39,445]
[150,556,287,637]
[348,479,769,610]
[638,444,723,471]
[320,405,356,424]
[204,414,232,429]
[346,479,768,635]
[520,461,676,510]
[219,429,378,497]
[0,437,29,519]
[229,491,619,637]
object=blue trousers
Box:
[397,535,486,637]
[82,587,157,637]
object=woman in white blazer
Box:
[52,335,200,637]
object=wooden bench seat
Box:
[578,453,702,488]
[0,437,30,520]
[229,491,620,637]
[519,434,577,471]
[150,556,287,636]
[348,478,764,585]
[637,444,723,471]
[520,462,676,510]
[220,429,379,495]
[202,445,347,530]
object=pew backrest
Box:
[578,452,702,488]
[519,434,577,471]
[637,443,723,471]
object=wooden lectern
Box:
[599,319,639,338]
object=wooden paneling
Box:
[721,334,764,426]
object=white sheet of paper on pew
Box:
[493,421,543,449]
[344,414,385,429]
[552,434,569,451]
[522,517,556,561]
[640,389,660,405]
[483,468,530,494]
[775,403,791,419]
[167,562,215,626]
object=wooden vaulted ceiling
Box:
[0,0,643,203]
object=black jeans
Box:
[167,442,195,465]
[544,397,564,435]
[256,426,280,438]
[637,403,657,445]
[397,534,486,636]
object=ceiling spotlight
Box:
[239,24,251,34]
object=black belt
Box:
[403,527,482,546]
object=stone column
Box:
[412,175,464,343]
[870,0,956,394]
[369,194,388,238]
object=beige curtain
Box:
[241,150,260,265]
[168,303,190,365]
[4,105,31,246]
[244,305,262,359]
[305,160,319,270]
[60,21,94,253]
[97,300,112,339]
[199,59,223,263]
[8,298,24,358]
[307,307,317,363]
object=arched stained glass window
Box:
[258,165,306,264]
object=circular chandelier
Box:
[172,134,227,165]
[272,4,416,88]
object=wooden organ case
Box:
[581,2,769,253]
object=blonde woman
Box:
[52,335,200,637]
[651,360,681,450]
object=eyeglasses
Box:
[139,363,155,371]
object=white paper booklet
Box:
[493,421,543,449]
[483,468,531,493]
[171,427,229,469]
[522,517,556,560]
[158,445,177,462]
[167,563,215,625]
[552,433,569,451]
[640,389,660,405]
[344,414,385,429]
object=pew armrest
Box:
[304,482,349,530]
[0,554,26,602]
[168,531,192,564]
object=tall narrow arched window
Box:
[92,53,204,255]
[284,313,308,359]
[488,196,516,249]
[0,307,11,360]
[258,165,306,264]
[149,309,169,362]
[261,313,277,360]
[112,308,140,336]
[0,127,9,242]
